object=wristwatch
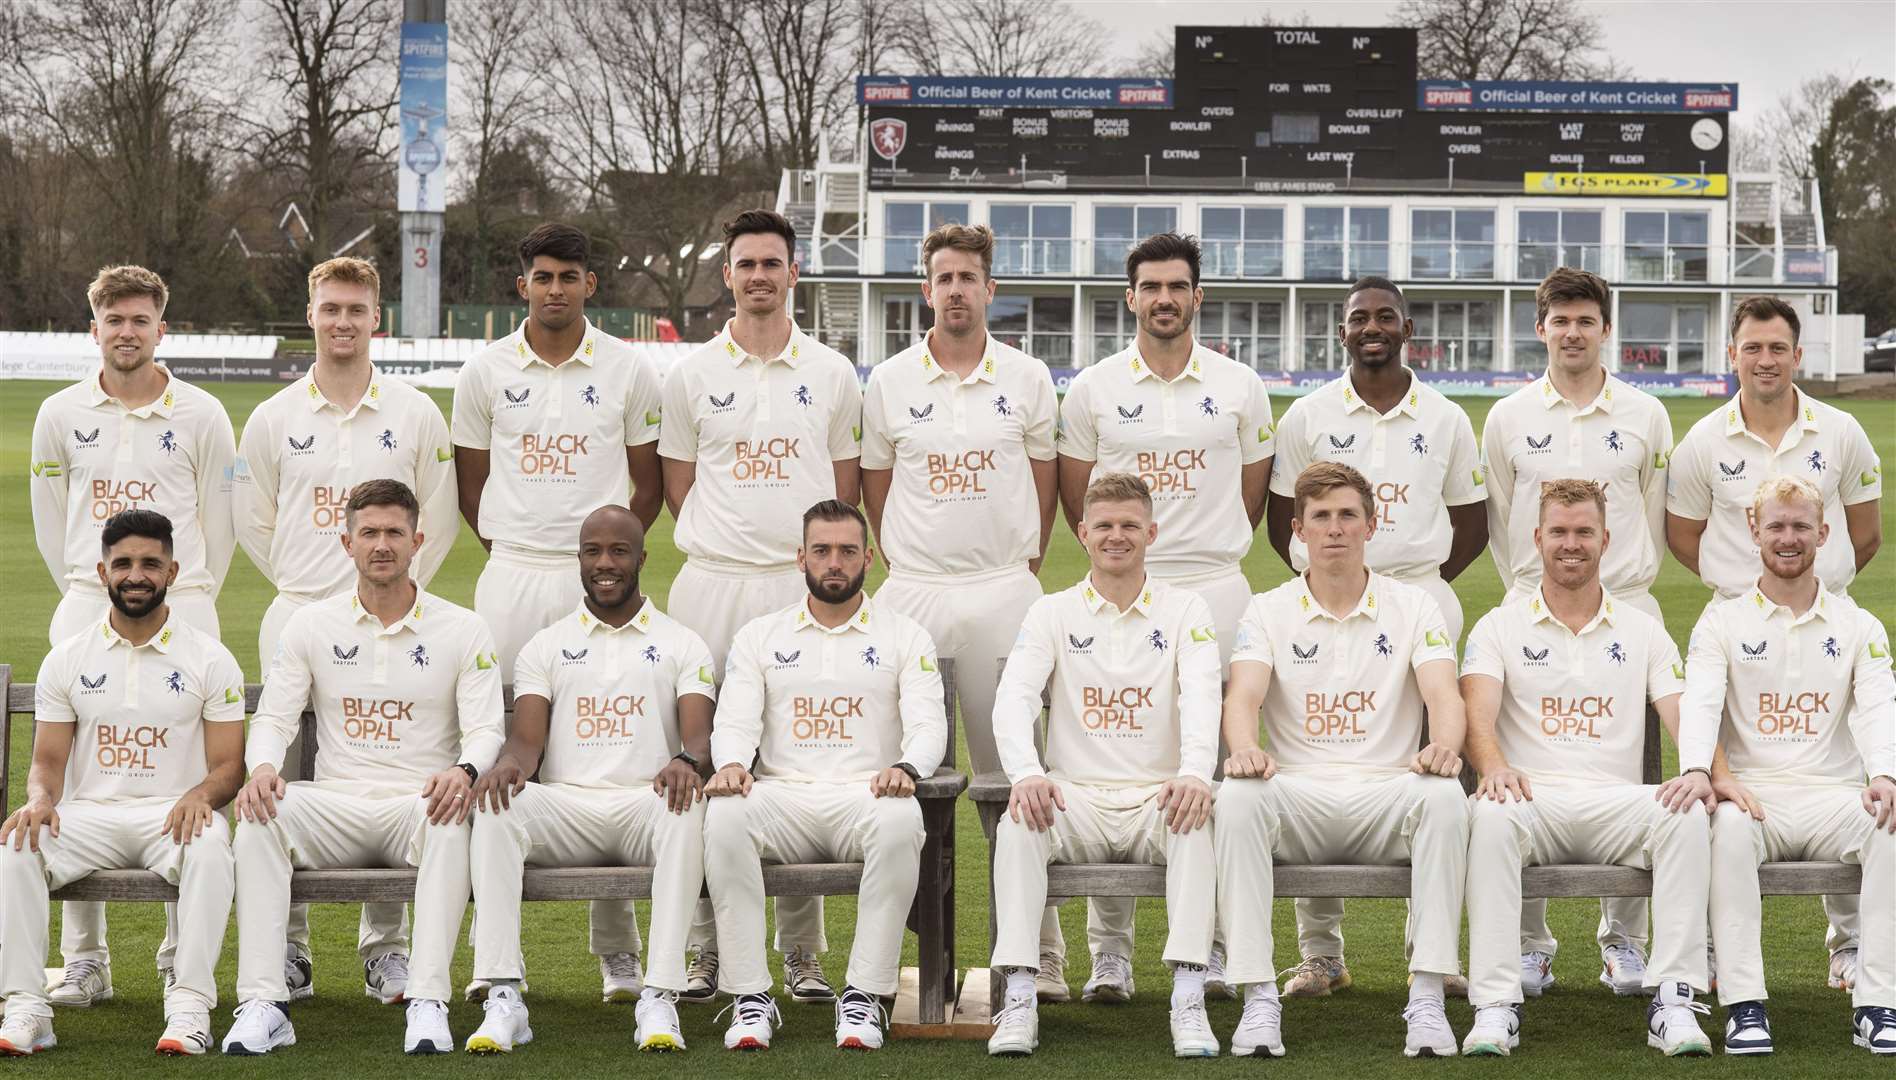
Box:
[456,762,479,784]
[1681,766,1710,778]
[673,750,701,769]
[893,762,921,783]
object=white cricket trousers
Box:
[703,781,924,997]
[1711,784,1893,1009]
[233,783,470,1003]
[261,589,414,967]
[1217,771,1469,986]
[990,782,1214,972]
[1466,785,1710,1007]
[48,588,216,975]
[875,564,1041,775]
[474,544,582,684]
[668,557,827,955]
[0,798,230,1020]
[470,783,703,991]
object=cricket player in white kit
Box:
[1263,276,1486,998]
[702,500,945,1052]
[452,222,666,682]
[1664,475,1896,1056]
[221,480,503,1056]
[0,510,242,1057]
[462,506,717,1054]
[661,209,861,1001]
[235,256,456,1001]
[27,265,235,1008]
[1481,268,1676,997]
[985,473,1222,1059]
[1459,479,1713,1058]
[1666,296,1883,991]
[1056,232,1272,998]
[1215,462,1470,1059]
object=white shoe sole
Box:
[1461,1035,1518,1057]
[1854,1033,1896,1055]
[1232,1041,1286,1058]
[222,1029,294,1056]
[1174,1043,1219,1058]
[988,1037,1037,1056]
[603,986,642,1004]
[1724,1042,1773,1055]
[47,988,111,1008]
[1601,971,1651,996]
[464,1027,532,1054]
[1647,1033,1712,1056]
[1081,985,1131,1004]
[367,985,407,1005]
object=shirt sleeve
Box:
[858,368,896,471]
[1442,404,1485,506]
[1459,610,1508,681]
[1838,415,1884,507]
[1665,425,1713,520]
[231,405,280,585]
[625,354,664,448]
[894,624,947,776]
[1676,607,1730,773]
[1230,594,1276,666]
[1412,591,1457,668]
[1480,405,1516,594]
[1266,401,1308,498]
[656,363,698,462]
[1056,372,1099,462]
[1645,617,1686,703]
[454,622,505,773]
[1173,595,1221,783]
[197,397,239,592]
[203,645,247,724]
[672,628,719,703]
[1239,373,1276,466]
[1023,365,1058,462]
[411,396,459,590]
[992,599,1057,783]
[1848,610,1896,781]
[33,646,75,725]
[511,630,553,702]
[29,400,71,590]
[709,622,767,770]
[826,363,864,462]
[450,354,493,450]
[1642,399,1676,563]
[246,612,315,774]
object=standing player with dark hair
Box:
[1055,231,1274,1000]
[451,223,664,1002]
[659,208,863,1002]
[0,510,244,1057]
[28,264,236,1009]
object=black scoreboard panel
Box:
[866,25,1727,194]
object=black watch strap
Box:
[894,761,921,782]
[673,749,701,769]
[457,762,479,783]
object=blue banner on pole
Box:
[1418,80,1737,113]
[398,22,449,213]
[856,75,1173,109]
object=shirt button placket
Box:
[546,367,564,423]
[124,648,141,708]
[116,412,137,466]
[1371,421,1388,471]
[337,412,354,470]
[754,362,772,423]
[373,636,389,685]
[1161,384,1177,436]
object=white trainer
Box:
[0,1013,55,1056]
[1600,943,1649,996]
[1645,982,1712,1056]
[156,1011,212,1056]
[403,998,454,1055]
[1461,1004,1522,1056]
[365,950,410,1004]
[987,992,1039,1056]
[682,948,719,1004]
[1855,1006,1896,1055]
[463,985,531,1054]
[719,993,780,1050]
[47,959,111,1007]
[834,988,887,1050]
[1082,952,1134,1003]
[783,947,835,1003]
[601,952,644,1003]
[221,999,296,1056]
[1403,997,1458,1058]
[1520,950,1556,997]
[1035,949,1070,1003]
[1169,991,1219,1058]
[1205,943,1237,1000]
[1230,991,1285,1058]
[635,990,686,1052]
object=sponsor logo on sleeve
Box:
[698,665,716,684]
[225,687,242,704]
[475,652,496,671]
[1190,626,1215,642]
[1425,630,1449,649]
[31,460,61,478]
[436,447,453,462]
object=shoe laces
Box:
[836,990,884,1031]
[995,992,1036,1029]
[603,951,641,979]
[716,993,780,1032]
[1239,992,1282,1030]
[62,958,105,988]
[231,999,283,1027]
[1170,991,1212,1034]
[1472,1003,1519,1032]
[1277,954,1338,985]
[784,946,825,983]
[687,948,719,980]
[1207,943,1228,977]
[1603,943,1645,971]
[482,987,524,1017]
[1653,999,1711,1027]
[1092,952,1131,983]
[1037,948,1065,976]
[1857,1005,1896,1029]
[407,997,447,1022]
[1402,996,1451,1028]
[1727,1001,1768,1031]
[370,951,410,983]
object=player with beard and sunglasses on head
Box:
[700,500,944,1053]
[0,510,243,1057]
[28,264,236,1012]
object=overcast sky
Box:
[1078,0,1896,124]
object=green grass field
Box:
[0,379,1889,1075]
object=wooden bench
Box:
[0,660,969,1026]
[966,688,1861,1011]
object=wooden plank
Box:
[949,968,997,1040]
[889,966,953,1040]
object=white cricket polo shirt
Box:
[513,599,717,789]
[1232,572,1457,775]
[712,595,945,784]
[234,368,457,599]
[1678,580,1896,784]
[1269,369,1484,578]
[1461,587,1684,787]
[1666,388,1882,598]
[992,576,1221,787]
[30,368,236,594]
[861,334,1057,575]
[1058,343,1275,575]
[1481,374,1673,597]
[660,323,863,568]
[451,318,663,555]
[247,589,505,795]
[36,615,245,804]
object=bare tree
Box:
[1395,0,1630,81]
[706,0,857,171]
[1761,73,1850,188]
[247,0,400,267]
[449,0,544,299]
[886,0,1111,78]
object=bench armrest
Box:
[969,770,1011,802]
[916,767,968,799]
